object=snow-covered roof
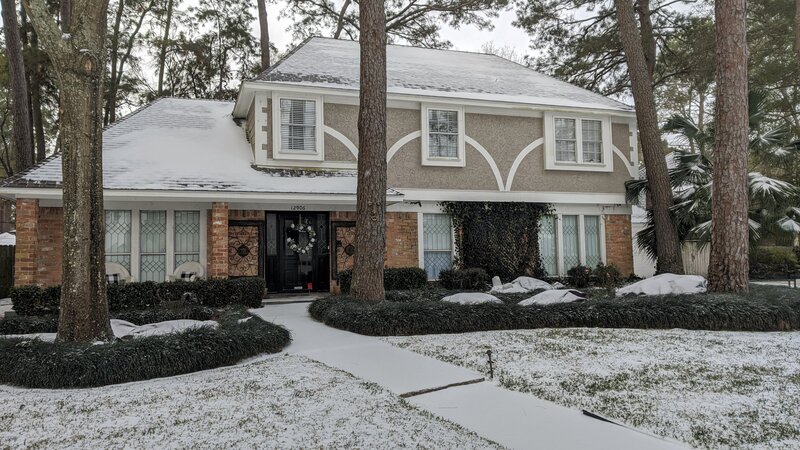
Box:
[253,37,633,113]
[0,232,15,246]
[0,98,394,197]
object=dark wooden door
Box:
[272,212,330,292]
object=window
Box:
[582,120,603,163]
[545,113,612,171]
[280,99,316,153]
[584,215,602,268]
[140,210,167,282]
[423,214,453,279]
[422,104,464,166]
[555,118,577,162]
[562,215,580,270]
[105,210,132,271]
[538,216,557,276]
[174,211,200,267]
[272,93,324,161]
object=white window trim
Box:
[418,211,456,280]
[107,209,207,282]
[271,92,325,162]
[554,213,606,275]
[421,103,466,167]
[544,111,613,172]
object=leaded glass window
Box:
[582,120,603,163]
[105,210,131,271]
[427,109,459,158]
[538,216,558,276]
[280,98,316,153]
[562,215,580,270]
[423,214,453,279]
[140,210,166,282]
[555,118,577,162]
[584,215,601,268]
[174,211,200,268]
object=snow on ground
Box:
[0,355,499,449]
[385,328,800,449]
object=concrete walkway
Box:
[251,303,686,450]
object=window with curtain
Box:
[423,214,453,279]
[538,216,558,276]
[280,98,317,153]
[562,215,580,270]
[584,215,602,267]
[555,118,577,162]
[174,211,200,268]
[140,210,167,282]
[427,109,459,158]
[105,210,132,271]
[582,120,603,163]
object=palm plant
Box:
[627,90,800,259]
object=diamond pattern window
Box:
[584,215,601,267]
[174,211,200,268]
[538,215,558,276]
[562,215,580,270]
[140,210,166,282]
[105,210,131,271]
[423,214,453,279]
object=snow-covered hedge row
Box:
[10,277,265,316]
[309,285,800,336]
[0,308,290,388]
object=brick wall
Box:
[605,214,634,276]
[330,211,419,268]
[208,202,229,278]
[14,200,64,287]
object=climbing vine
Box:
[440,201,554,281]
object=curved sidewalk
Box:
[251,303,686,450]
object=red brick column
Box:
[386,212,419,268]
[14,198,39,286]
[208,202,229,278]
[605,214,634,276]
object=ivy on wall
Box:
[440,201,554,281]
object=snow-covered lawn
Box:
[0,355,498,449]
[385,328,800,449]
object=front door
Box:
[269,212,330,292]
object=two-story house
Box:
[0,37,638,293]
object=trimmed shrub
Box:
[0,306,216,335]
[567,265,593,288]
[10,277,265,316]
[750,246,799,279]
[593,263,622,289]
[309,285,800,336]
[438,268,490,291]
[0,309,291,388]
[337,267,427,294]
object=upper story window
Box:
[271,93,324,161]
[421,104,465,167]
[545,112,613,172]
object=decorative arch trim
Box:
[505,138,544,192]
[387,131,422,162]
[324,126,359,159]
[612,145,638,178]
[465,136,505,191]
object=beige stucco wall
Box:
[246,97,633,192]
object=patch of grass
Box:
[0,308,291,389]
[310,284,800,336]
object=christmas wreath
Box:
[286,222,317,254]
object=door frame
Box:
[270,211,331,293]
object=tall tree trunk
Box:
[350,0,387,301]
[23,0,112,342]
[105,0,124,125]
[635,0,656,77]
[795,0,800,63]
[156,0,173,96]
[18,4,35,161]
[615,0,684,274]
[708,0,749,293]
[60,0,70,32]
[256,0,270,69]
[2,0,34,172]
[27,19,46,161]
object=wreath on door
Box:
[286,222,317,254]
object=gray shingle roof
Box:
[255,37,633,112]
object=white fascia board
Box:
[239,81,638,119]
[396,188,627,205]
[0,188,402,205]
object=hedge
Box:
[0,308,291,388]
[10,277,266,316]
[309,285,800,335]
[336,267,427,293]
[438,268,490,291]
[0,306,215,335]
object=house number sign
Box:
[290,205,306,211]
